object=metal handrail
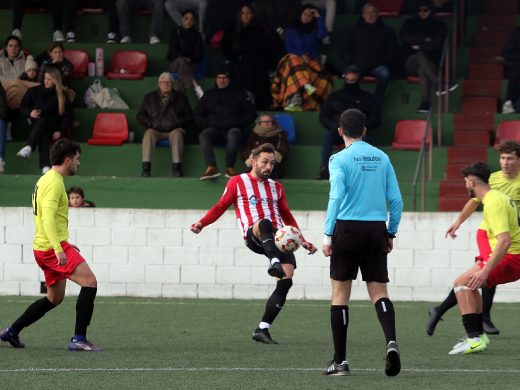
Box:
[411,110,434,211]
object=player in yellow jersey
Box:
[448,162,520,355]
[427,141,520,336]
[0,139,101,352]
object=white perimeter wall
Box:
[1,207,519,302]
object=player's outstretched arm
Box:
[446,199,479,239]
[190,221,203,234]
[302,240,317,255]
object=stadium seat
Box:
[106,50,147,80]
[273,113,296,144]
[88,113,129,145]
[64,49,89,79]
[371,0,404,16]
[406,76,419,84]
[494,121,520,148]
[391,120,431,150]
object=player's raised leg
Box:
[253,219,285,279]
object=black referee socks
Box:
[11,297,57,333]
[330,305,349,364]
[75,287,97,337]
[375,298,396,344]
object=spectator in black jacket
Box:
[167,9,205,99]
[16,68,73,174]
[400,0,454,113]
[222,4,270,109]
[138,73,193,177]
[196,65,256,180]
[342,3,398,110]
[502,26,520,114]
[316,65,379,180]
[36,42,74,89]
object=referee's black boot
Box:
[385,341,401,377]
[323,359,350,376]
[142,162,151,177]
[172,163,183,177]
[252,328,278,344]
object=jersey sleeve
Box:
[40,182,64,253]
[199,178,238,228]
[324,155,345,236]
[385,159,403,235]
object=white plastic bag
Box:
[84,79,103,108]
[93,87,129,109]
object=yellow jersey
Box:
[31,169,69,253]
[482,189,520,254]
[477,171,520,230]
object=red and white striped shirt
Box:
[199,173,301,239]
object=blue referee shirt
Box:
[324,140,403,236]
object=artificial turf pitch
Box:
[0,296,519,389]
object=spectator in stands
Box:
[16,68,73,174]
[400,0,454,114]
[316,65,380,180]
[19,56,39,82]
[271,4,332,112]
[165,0,207,38]
[68,187,96,207]
[11,0,65,42]
[63,0,120,43]
[302,0,336,44]
[501,25,520,114]
[116,0,164,44]
[240,113,289,179]
[138,72,193,177]
[222,4,271,110]
[0,35,27,82]
[167,9,205,99]
[342,3,398,111]
[0,83,7,173]
[196,65,256,180]
[36,42,74,89]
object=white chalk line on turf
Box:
[0,367,519,373]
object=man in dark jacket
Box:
[196,66,256,180]
[138,72,193,177]
[400,0,455,113]
[342,3,398,110]
[316,65,380,180]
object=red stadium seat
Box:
[494,121,520,148]
[371,0,404,17]
[63,49,89,79]
[406,76,419,84]
[88,113,129,145]
[106,51,147,80]
[392,120,431,150]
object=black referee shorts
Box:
[330,220,389,282]
[245,225,297,268]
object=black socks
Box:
[437,289,457,317]
[261,279,293,325]
[330,305,349,363]
[462,313,483,338]
[74,287,97,337]
[375,298,396,344]
[11,297,56,333]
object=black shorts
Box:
[330,220,389,282]
[245,225,297,268]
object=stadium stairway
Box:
[438,1,518,211]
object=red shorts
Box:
[479,252,520,288]
[34,242,85,287]
[475,229,491,262]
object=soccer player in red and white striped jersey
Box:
[191,143,317,344]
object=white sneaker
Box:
[120,36,132,44]
[194,85,204,99]
[11,29,22,40]
[106,32,117,43]
[16,145,32,159]
[53,30,65,42]
[66,31,76,43]
[502,100,515,114]
[149,36,160,44]
[448,337,486,355]
[41,166,51,174]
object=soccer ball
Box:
[274,225,302,253]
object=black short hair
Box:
[461,162,490,183]
[251,143,276,159]
[5,35,21,47]
[181,9,196,18]
[339,109,366,138]
[50,139,81,166]
[67,186,85,198]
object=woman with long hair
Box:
[17,67,73,173]
[271,5,332,111]
[37,42,74,88]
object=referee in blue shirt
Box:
[322,109,403,377]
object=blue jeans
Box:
[0,119,7,160]
[369,65,390,110]
[320,128,343,168]
[199,127,242,168]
